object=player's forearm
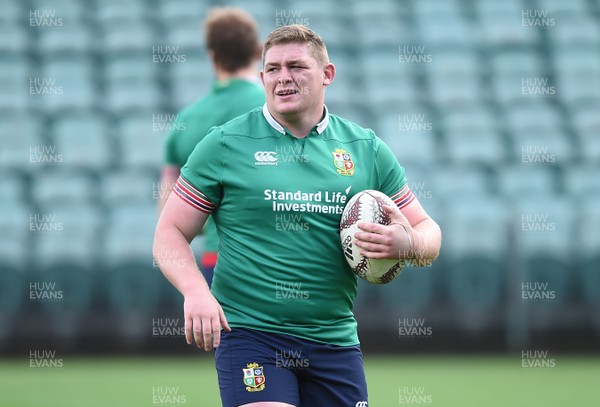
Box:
[407,218,441,262]
[153,224,210,297]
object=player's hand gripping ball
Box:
[340,190,405,284]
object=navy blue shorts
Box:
[214,328,368,407]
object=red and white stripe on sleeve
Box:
[172,176,216,214]
[390,184,416,210]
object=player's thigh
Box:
[215,328,300,407]
[239,403,295,407]
[298,344,368,406]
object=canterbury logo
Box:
[355,402,368,407]
[254,151,278,166]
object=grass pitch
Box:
[0,355,597,406]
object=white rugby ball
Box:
[340,190,404,284]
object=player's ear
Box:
[323,63,335,87]
[259,70,265,86]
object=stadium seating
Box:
[96,0,152,23]
[444,128,506,167]
[497,165,559,197]
[101,169,158,206]
[101,203,162,311]
[34,264,96,314]
[31,169,97,205]
[30,0,89,22]
[512,197,576,304]
[547,13,600,47]
[0,21,29,55]
[38,23,95,55]
[0,265,25,314]
[479,10,541,48]
[32,202,103,271]
[159,0,210,22]
[442,196,508,309]
[427,72,482,109]
[381,114,439,166]
[577,200,600,306]
[41,55,98,113]
[0,203,30,270]
[490,50,547,78]
[570,102,600,163]
[0,171,27,204]
[379,266,436,311]
[0,113,45,173]
[52,112,114,171]
[432,165,495,197]
[564,165,600,198]
[2,0,598,346]
[101,203,156,268]
[0,56,30,112]
[168,53,213,108]
[116,113,163,169]
[417,13,475,50]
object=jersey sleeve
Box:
[178,127,224,210]
[374,135,415,210]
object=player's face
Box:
[261,42,333,119]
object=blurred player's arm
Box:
[153,192,230,351]
[157,165,180,214]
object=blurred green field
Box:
[0,355,598,406]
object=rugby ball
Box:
[340,190,404,284]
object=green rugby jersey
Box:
[176,105,415,346]
[164,78,265,252]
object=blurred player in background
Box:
[158,7,265,286]
[155,25,441,406]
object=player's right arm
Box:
[153,190,230,351]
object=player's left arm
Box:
[356,194,441,262]
[355,136,441,263]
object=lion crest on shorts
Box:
[243,362,266,392]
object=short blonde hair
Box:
[262,24,329,66]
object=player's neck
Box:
[215,65,259,83]
[274,104,325,139]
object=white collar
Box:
[262,103,330,135]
